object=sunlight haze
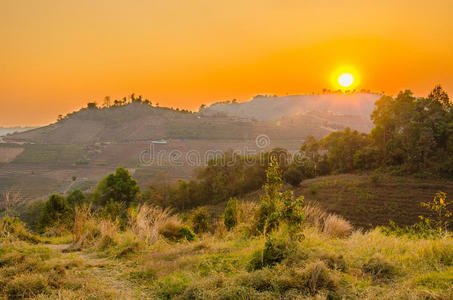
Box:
[1,0,453,126]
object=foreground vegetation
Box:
[1,215,452,299]
[1,160,452,299]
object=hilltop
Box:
[203,93,380,123]
[5,93,379,144]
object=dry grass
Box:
[304,202,328,229]
[323,214,354,238]
[130,204,181,244]
[304,201,353,238]
[96,219,119,250]
[69,204,99,250]
[240,201,258,223]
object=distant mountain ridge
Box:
[203,93,381,121]
[5,93,381,144]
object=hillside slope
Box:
[203,93,381,122]
[6,94,379,144]
[293,174,453,228]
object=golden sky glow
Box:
[1,0,453,126]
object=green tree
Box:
[255,157,305,236]
[93,167,140,207]
[191,207,210,233]
[66,190,86,208]
[223,197,241,231]
[38,194,72,231]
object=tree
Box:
[103,96,111,108]
[255,157,304,235]
[191,207,210,233]
[66,190,86,208]
[93,167,140,207]
[429,85,450,109]
[38,194,72,231]
[87,102,98,109]
[420,191,452,232]
[223,197,241,230]
[283,165,304,187]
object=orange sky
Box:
[1,0,453,126]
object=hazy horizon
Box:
[2,0,453,126]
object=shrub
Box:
[362,254,397,280]
[322,214,353,238]
[93,167,140,207]
[191,207,210,234]
[159,220,196,242]
[255,157,305,237]
[101,199,128,228]
[38,194,73,233]
[66,189,86,208]
[283,166,304,187]
[249,237,294,270]
[223,197,241,231]
[420,191,452,232]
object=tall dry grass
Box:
[323,214,353,238]
[304,202,353,238]
[304,202,328,229]
[240,201,258,223]
[70,204,101,250]
[130,204,181,244]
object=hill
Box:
[203,93,380,123]
[0,127,36,138]
[6,94,380,144]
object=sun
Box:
[338,73,354,87]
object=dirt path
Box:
[42,243,149,299]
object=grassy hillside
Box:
[1,209,452,299]
[5,101,373,145]
[204,93,380,122]
[294,173,453,228]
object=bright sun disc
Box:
[338,73,354,87]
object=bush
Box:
[223,197,241,231]
[283,166,304,187]
[66,189,86,208]
[191,207,210,234]
[38,194,73,233]
[249,237,294,270]
[159,221,196,242]
[93,167,140,207]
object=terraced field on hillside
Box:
[295,174,453,228]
